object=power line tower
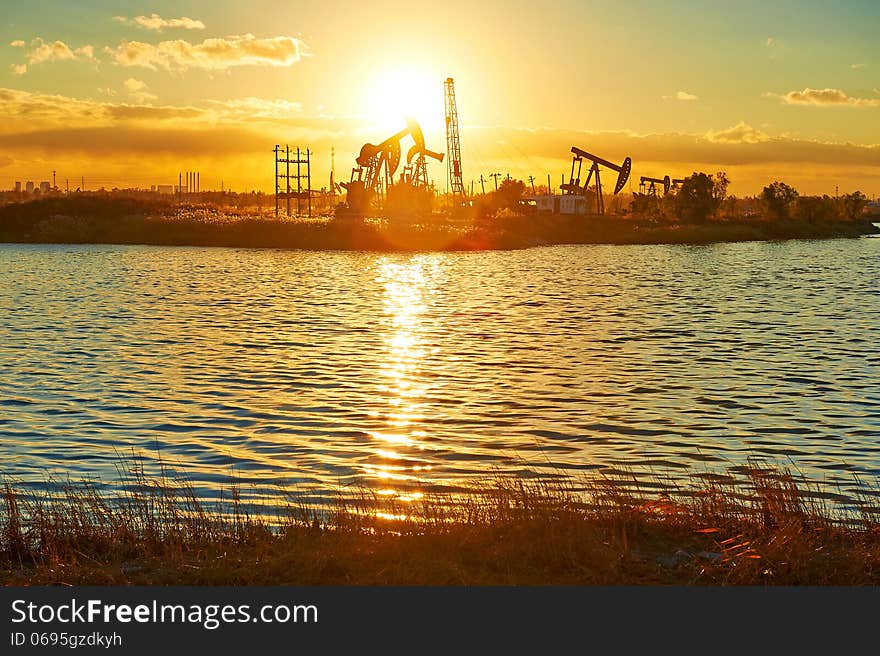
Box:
[444,77,465,196]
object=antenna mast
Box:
[444,78,465,196]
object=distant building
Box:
[529,194,588,215]
[157,184,175,195]
[25,181,34,194]
[14,181,21,193]
[39,181,51,194]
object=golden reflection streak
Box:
[367,256,438,517]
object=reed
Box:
[3,460,879,585]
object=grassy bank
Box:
[3,463,879,585]
[0,195,876,251]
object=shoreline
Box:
[3,464,879,585]
[1,196,877,252]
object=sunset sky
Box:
[2,0,878,195]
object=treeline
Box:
[631,172,873,224]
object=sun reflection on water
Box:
[366,256,438,515]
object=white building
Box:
[39,181,51,194]
[528,194,588,215]
[157,184,175,195]
[25,181,34,193]
[14,181,21,192]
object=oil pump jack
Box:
[560,147,631,215]
[639,175,671,196]
[340,119,444,216]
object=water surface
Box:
[1,239,878,509]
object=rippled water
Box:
[1,239,878,509]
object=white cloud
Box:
[662,91,698,101]
[10,40,25,47]
[705,121,771,144]
[851,63,865,70]
[104,34,305,71]
[114,14,206,31]
[766,37,775,46]
[14,38,96,72]
[772,87,880,107]
[122,78,157,103]
[123,78,147,92]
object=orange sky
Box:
[2,1,879,196]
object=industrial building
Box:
[529,194,588,215]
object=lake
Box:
[1,239,878,511]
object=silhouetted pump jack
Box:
[560,147,631,215]
[341,119,444,216]
[639,175,671,196]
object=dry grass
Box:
[3,460,879,585]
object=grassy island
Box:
[0,193,876,252]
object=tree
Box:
[761,181,799,220]
[675,172,722,223]
[839,191,868,221]
[494,178,527,211]
[713,171,730,204]
[793,195,835,223]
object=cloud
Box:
[766,37,775,46]
[104,34,305,71]
[10,40,25,47]
[205,97,303,119]
[772,87,880,107]
[662,91,698,101]
[115,14,206,31]
[123,78,157,103]
[11,38,96,73]
[705,121,770,144]
[851,63,865,70]
[123,78,147,92]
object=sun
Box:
[364,68,445,137]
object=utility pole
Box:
[52,169,56,191]
[548,173,552,195]
[479,174,486,194]
[490,172,502,190]
[81,176,84,192]
[274,145,280,217]
[286,145,291,217]
[528,175,536,194]
[307,148,312,218]
[65,178,69,194]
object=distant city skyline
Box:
[1,1,878,195]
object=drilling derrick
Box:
[444,78,465,196]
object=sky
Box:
[1,0,879,195]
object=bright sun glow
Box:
[364,68,445,136]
